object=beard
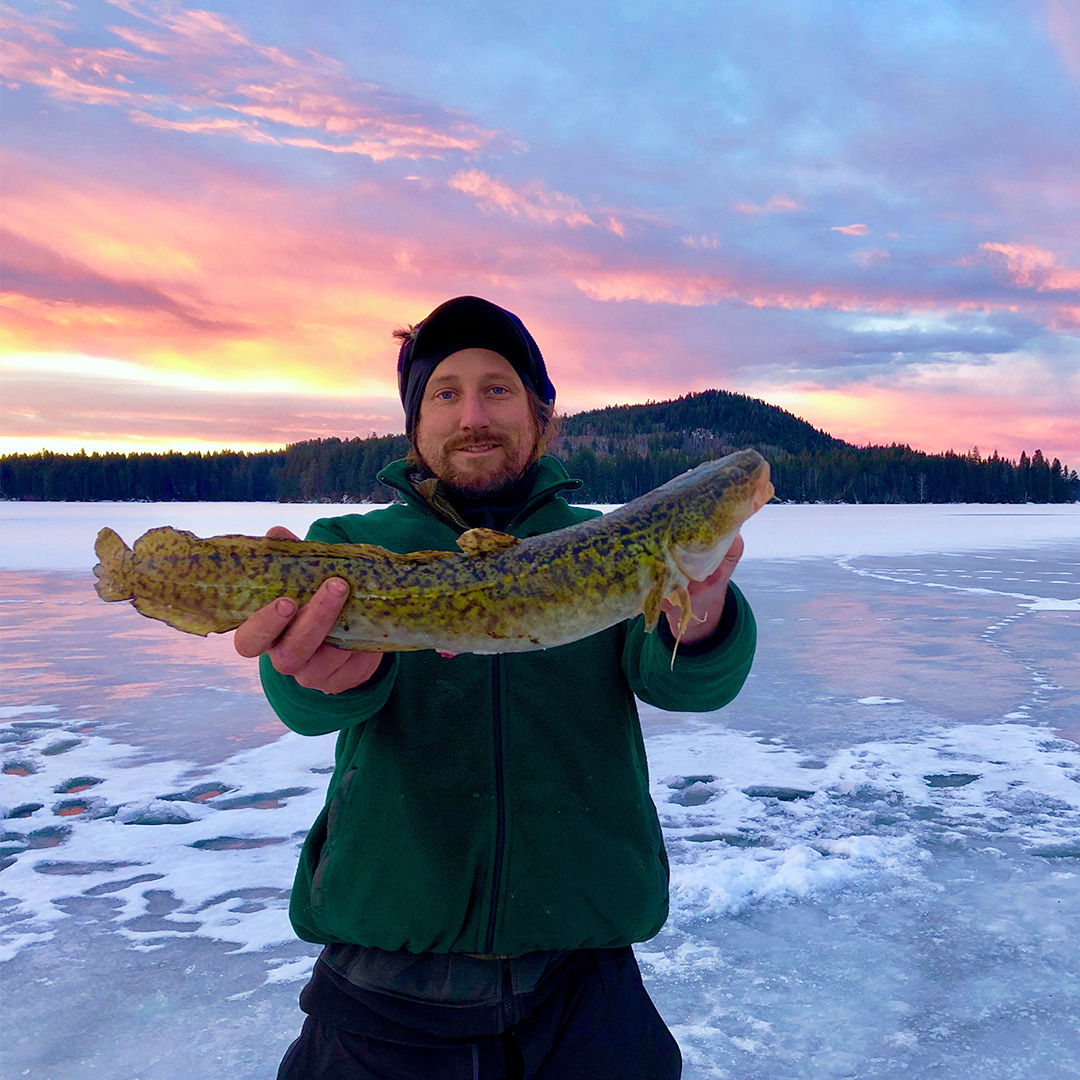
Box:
[418,430,537,498]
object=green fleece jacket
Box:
[261,457,756,956]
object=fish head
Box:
[665,449,773,581]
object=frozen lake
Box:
[2,501,1079,1079]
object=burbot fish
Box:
[93,448,773,654]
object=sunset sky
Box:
[2,0,1079,465]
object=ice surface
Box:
[2,502,1079,1078]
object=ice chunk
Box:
[118,799,209,826]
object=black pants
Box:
[277,947,681,1079]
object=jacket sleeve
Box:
[260,652,398,737]
[621,581,756,712]
[257,514,400,737]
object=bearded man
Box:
[235,296,757,1079]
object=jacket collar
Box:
[377,456,582,532]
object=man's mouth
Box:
[455,443,501,455]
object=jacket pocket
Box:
[311,766,356,908]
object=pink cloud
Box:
[448,170,625,234]
[981,242,1080,291]
[1047,0,1080,84]
[0,2,500,161]
[831,224,870,236]
[566,259,924,314]
[732,195,800,215]
[681,234,721,250]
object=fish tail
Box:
[93,527,135,601]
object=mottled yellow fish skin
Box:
[92,448,772,654]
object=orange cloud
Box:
[448,170,625,234]
[0,362,404,455]
[831,224,870,236]
[745,381,1080,465]
[0,156,437,396]
[0,2,499,161]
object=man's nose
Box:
[458,392,490,430]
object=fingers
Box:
[234,595,298,658]
[269,578,350,674]
[312,650,385,694]
[289,641,354,689]
[723,533,745,569]
[266,525,300,541]
[285,643,384,693]
[233,575,347,661]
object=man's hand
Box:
[660,534,744,646]
[233,526,384,694]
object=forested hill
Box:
[2,388,1077,503]
[557,389,842,455]
[548,389,1077,504]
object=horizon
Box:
[2,1,1078,463]
[3,385,1075,473]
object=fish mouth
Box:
[752,464,775,510]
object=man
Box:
[235,296,757,1079]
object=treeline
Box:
[768,446,1077,505]
[3,439,1075,504]
[0,436,409,504]
[562,443,1078,504]
[276,436,410,502]
[0,449,286,503]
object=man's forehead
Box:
[426,351,522,385]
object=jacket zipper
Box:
[485,654,505,954]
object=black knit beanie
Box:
[397,296,556,438]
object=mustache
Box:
[446,433,510,452]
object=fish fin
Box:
[456,528,520,557]
[93,528,135,601]
[642,576,666,633]
[392,548,460,564]
[130,597,226,637]
[131,526,203,561]
[260,537,456,565]
[665,584,706,670]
